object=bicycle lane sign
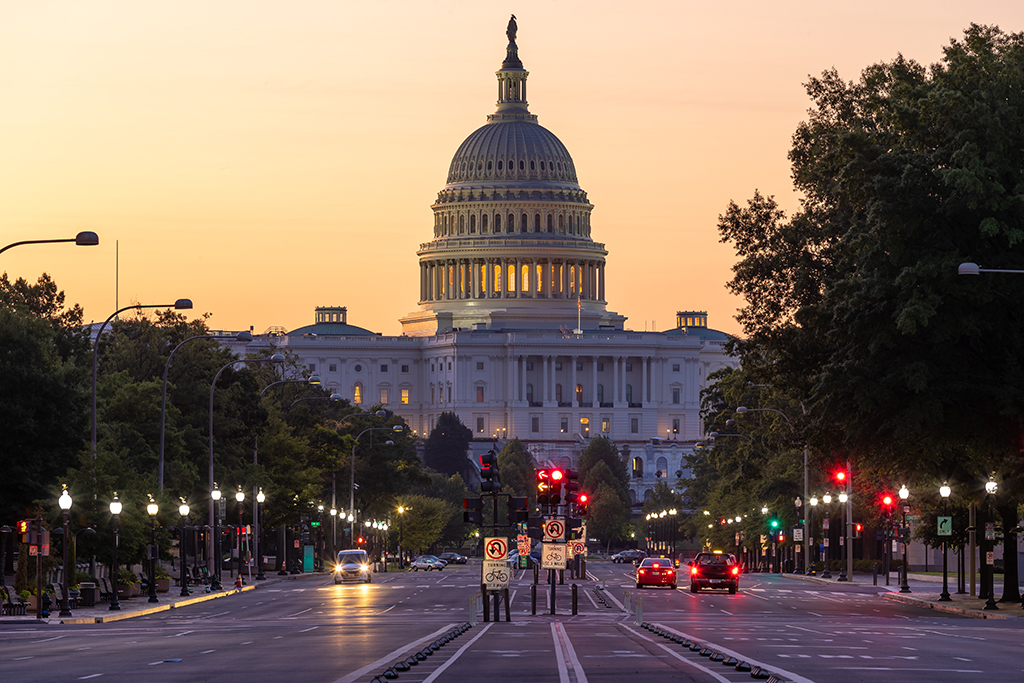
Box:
[482,560,511,590]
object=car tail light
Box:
[690,566,698,575]
[731,566,739,575]
[652,563,660,568]
[638,569,645,574]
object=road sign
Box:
[793,527,804,542]
[985,522,995,541]
[517,534,530,556]
[571,541,585,556]
[822,518,829,530]
[937,516,952,536]
[542,543,567,570]
[543,518,566,542]
[484,537,508,561]
[482,560,511,590]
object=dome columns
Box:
[418,255,606,305]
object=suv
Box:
[334,549,371,584]
[612,549,647,564]
[688,551,740,593]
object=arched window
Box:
[459,215,465,234]
[555,384,563,403]
[558,215,564,233]
[519,159,525,171]
[540,160,545,171]
[597,384,604,403]
[625,384,633,403]
[632,457,644,478]
[534,214,541,232]
[526,383,534,403]
[353,382,363,405]
[530,160,536,171]
[547,215,553,232]
[481,214,488,232]
[508,213,515,232]
[470,215,476,233]
[656,457,668,476]
[487,160,492,171]
[643,489,653,502]
[497,160,503,171]
[629,489,637,504]
[494,214,501,232]
[575,384,583,402]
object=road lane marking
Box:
[331,623,461,683]
[14,656,33,660]
[78,675,103,679]
[375,605,396,615]
[168,631,194,638]
[200,650,215,654]
[300,626,319,633]
[552,622,588,683]
[286,607,312,617]
[33,636,66,644]
[422,623,493,683]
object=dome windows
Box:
[519,159,525,171]
[493,214,501,233]
[487,160,493,171]
[481,214,488,232]
[507,213,514,232]
[540,160,545,171]
[497,160,503,171]
[470,215,477,233]
[530,160,535,171]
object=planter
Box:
[154,578,171,593]
[129,583,140,597]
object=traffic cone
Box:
[235,575,242,589]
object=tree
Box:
[422,412,473,481]
[398,494,457,554]
[411,472,472,549]
[587,481,632,554]
[578,436,630,503]
[496,439,535,502]
[717,25,1024,587]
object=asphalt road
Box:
[1,562,1021,683]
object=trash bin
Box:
[79,582,99,607]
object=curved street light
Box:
[0,230,99,256]
[178,500,191,597]
[109,495,122,611]
[350,424,405,542]
[58,486,73,617]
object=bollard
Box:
[503,588,511,622]
[470,594,477,627]
[635,594,643,626]
[531,583,537,615]
[571,583,578,615]
[624,589,631,613]
[550,569,556,615]
[873,562,878,586]
[493,591,500,622]
[534,562,539,585]
[559,568,564,585]
[481,583,490,623]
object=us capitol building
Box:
[244,20,737,506]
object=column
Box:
[543,355,550,403]
[527,258,535,298]
[520,355,527,403]
[613,356,619,404]
[563,260,570,298]
[515,258,522,298]
[571,355,578,408]
[642,357,648,406]
[592,356,598,405]
[485,259,493,298]
[599,263,605,302]
[543,260,551,298]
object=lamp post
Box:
[736,406,810,573]
[983,476,998,611]
[398,506,407,569]
[207,356,286,581]
[350,425,405,542]
[256,489,266,580]
[147,495,159,603]
[158,330,254,490]
[837,490,849,581]
[939,483,951,601]
[822,493,832,579]
[236,488,245,585]
[794,496,803,573]
[58,485,73,618]
[211,484,222,590]
[178,500,190,597]
[109,496,122,611]
[898,484,912,593]
[809,496,818,575]
[1,230,99,255]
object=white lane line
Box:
[331,623,461,683]
[168,630,194,638]
[200,650,215,654]
[33,636,66,644]
[551,623,588,683]
[599,588,626,611]
[375,605,396,615]
[300,626,319,633]
[286,607,312,617]
[78,675,103,679]
[582,587,601,611]
[423,623,494,683]
[14,656,34,661]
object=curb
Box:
[881,592,1020,620]
[60,582,268,624]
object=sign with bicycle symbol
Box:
[482,560,511,590]
[543,519,565,542]
[484,537,509,561]
[541,543,567,570]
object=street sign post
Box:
[484,537,509,562]
[482,560,511,590]
[542,519,565,542]
[541,543,567,570]
[937,516,952,537]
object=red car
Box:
[689,551,740,593]
[635,557,677,589]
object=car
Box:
[333,549,371,584]
[689,551,740,593]
[635,557,677,589]
[438,552,467,565]
[612,549,647,564]
[409,555,446,571]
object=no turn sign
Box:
[484,537,509,561]
[543,519,565,542]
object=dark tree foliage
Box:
[496,439,536,501]
[422,412,473,480]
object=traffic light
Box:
[507,496,529,524]
[463,497,483,524]
[564,469,579,505]
[577,493,589,517]
[16,519,30,544]
[549,468,564,505]
[480,450,500,493]
[777,531,785,543]
[536,468,550,506]
[853,523,863,539]
[834,470,848,485]
[769,519,780,530]
[357,536,365,545]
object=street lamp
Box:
[256,489,267,580]
[235,487,245,585]
[0,230,99,256]
[983,476,998,611]
[939,483,951,601]
[158,330,255,490]
[898,484,911,593]
[809,496,818,575]
[211,484,223,590]
[837,491,849,581]
[736,406,810,574]
[397,506,407,569]
[822,493,833,579]
[58,486,73,617]
[147,495,160,603]
[350,424,405,542]
[109,496,122,611]
[178,500,190,597]
[958,262,1024,276]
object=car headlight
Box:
[335,564,342,572]
[360,564,369,572]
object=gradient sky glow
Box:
[2,1,1019,336]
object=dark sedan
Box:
[438,552,467,565]
[689,551,740,593]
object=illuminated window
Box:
[575,384,583,402]
[353,383,363,405]
[580,417,589,436]
[672,418,680,434]
[401,388,409,405]
[380,388,389,405]
[476,417,484,433]
[560,417,568,433]
[601,418,609,433]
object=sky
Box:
[2,1,1020,337]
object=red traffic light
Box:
[834,471,847,482]
[357,537,365,545]
[579,493,588,504]
[550,469,564,482]
[882,495,893,506]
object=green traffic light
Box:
[770,520,779,529]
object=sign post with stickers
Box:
[481,536,511,622]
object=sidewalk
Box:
[784,570,1024,620]
[0,571,324,626]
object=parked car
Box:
[636,557,677,589]
[334,549,371,584]
[409,555,446,571]
[438,552,467,565]
[689,551,740,593]
[612,549,647,564]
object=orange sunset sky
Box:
[2,2,1020,337]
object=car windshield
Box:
[698,554,733,566]
[640,559,671,568]
[337,551,367,565]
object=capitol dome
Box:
[400,17,625,336]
